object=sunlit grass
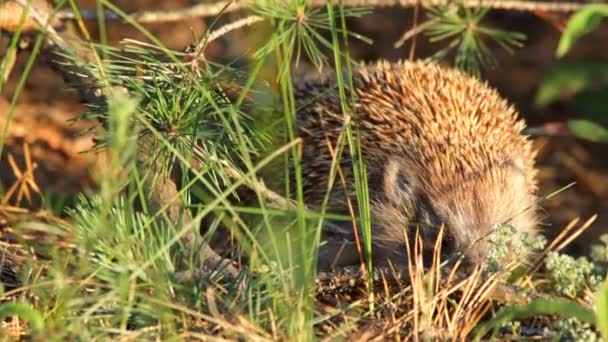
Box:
[0,0,607,341]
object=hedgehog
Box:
[293,60,539,273]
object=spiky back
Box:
[294,60,537,207]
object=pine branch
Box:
[8,0,244,282]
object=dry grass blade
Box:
[553,215,597,253]
[1,48,18,85]
[529,215,597,275]
[391,221,516,340]
[2,144,41,206]
[145,297,273,340]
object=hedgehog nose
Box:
[421,226,456,259]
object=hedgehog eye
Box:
[413,194,443,230]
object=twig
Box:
[522,121,571,137]
[189,15,264,67]
[55,0,587,25]
[55,1,238,23]
[406,0,420,57]
[190,151,296,211]
[0,0,57,32]
[131,2,239,23]
[394,18,437,49]
[9,1,121,106]
[207,15,264,44]
[223,162,296,210]
[13,0,65,47]
[336,0,586,12]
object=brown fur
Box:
[294,60,539,271]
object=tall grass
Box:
[0,0,372,339]
[1,0,607,340]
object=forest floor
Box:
[1,1,607,340]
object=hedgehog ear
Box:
[383,158,417,206]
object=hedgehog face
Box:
[425,157,538,268]
[372,155,538,270]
